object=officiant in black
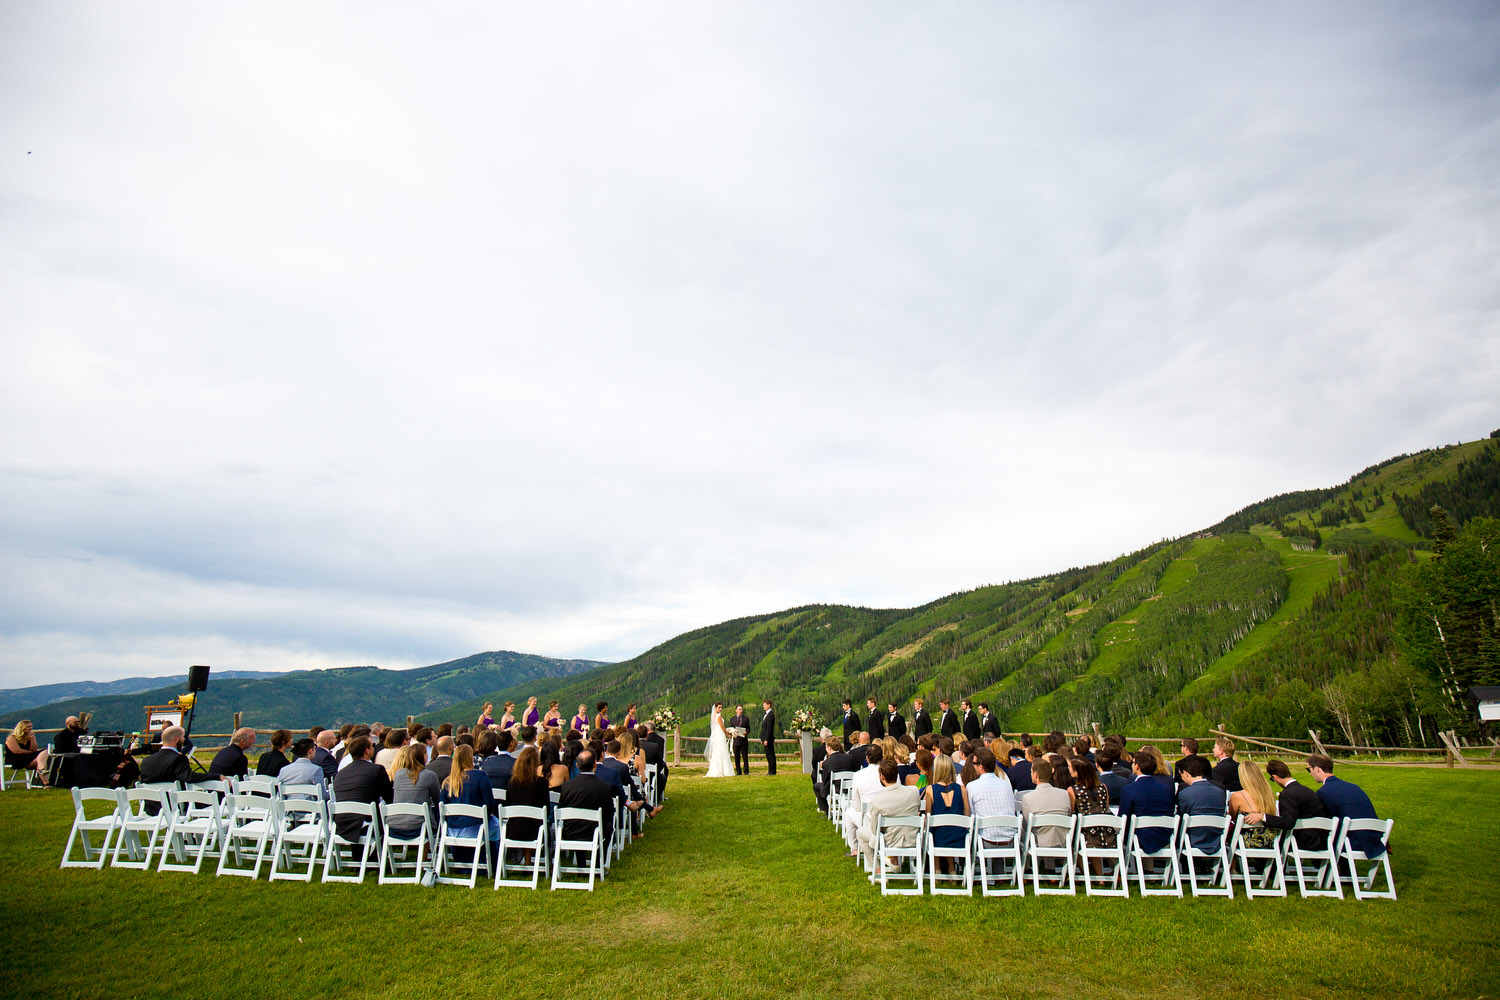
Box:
[728,704,751,775]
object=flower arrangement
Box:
[789,706,822,733]
[648,705,681,730]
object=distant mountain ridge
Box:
[0,651,603,733]
[0,671,284,715]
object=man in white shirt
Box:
[841,745,886,851]
[964,749,1018,846]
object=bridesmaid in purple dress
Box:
[542,701,562,728]
[570,705,589,734]
[499,702,516,729]
[523,696,540,727]
[623,703,638,730]
[476,702,495,729]
[593,701,610,732]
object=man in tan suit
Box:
[856,759,921,868]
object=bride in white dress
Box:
[706,702,734,778]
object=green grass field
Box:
[3,765,1498,999]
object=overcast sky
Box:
[2,3,1497,687]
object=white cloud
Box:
[1,3,1497,685]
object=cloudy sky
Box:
[2,4,1497,687]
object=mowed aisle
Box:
[2,768,1498,999]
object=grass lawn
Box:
[3,765,1498,999]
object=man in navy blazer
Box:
[1174,756,1227,853]
[1119,755,1176,854]
[1250,759,1333,852]
[480,731,516,790]
[1308,755,1384,856]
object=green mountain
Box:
[434,434,1500,746]
[0,650,603,734]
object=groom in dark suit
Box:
[760,700,777,776]
[728,705,751,775]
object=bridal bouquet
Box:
[648,705,681,731]
[789,706,822,733]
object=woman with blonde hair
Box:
[389,743,440,839]
[440,744,499,851]
[1230,760,1279,848]
[5,720,46,785]
[923,754,971,874]
[618,729,648,781]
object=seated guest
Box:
[1050,754,1074,791]
[1069,757,1113,839]
[1094,744,1129,805]
[1175,756,1227,853]
[640,722,668,795]
[1173,737,1211,789]
[438,744,499,850]
[540,742,570,788]
[1229,760,1279,850]
[1133,745,1175,794]
[910,748,934,789]
[1249,759,1334,852]
[841,744,886,851]
[210,727,256,780]
[255,729,293,778]
[331,736,394,842]
[1308,755,1385,857]
[5,720,46,786]
[1211,736,1242,793]
[503,745,550,855]
[965,749,1018,847]
[557,750,618,847]
[1020,758,1073,849]
[140,725,221,785]
[374,728,408,773]
[388,744,440,839]
[1118,753,1175,854]
[1008,745,1039,792]
[424,736,455,785]
[923,754,970,873]
[312,730,339,782]
[892,742,917,786]
[480,730,516,788]
[596,740,646,828]
[815,736,855,813]
[846,732,872,769]
[856,760,921,868]
[1072,737,1095,763]
[278,738,327,796]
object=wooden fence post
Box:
[233,711,242,730]
[672,727,681,765]
[407,714,415,730]
[1439,730,1469,767]
[1091,722,1103,744]
[1308,729,1328,757]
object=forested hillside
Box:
[438,434,1500,744]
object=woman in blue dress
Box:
[922,754,971,875]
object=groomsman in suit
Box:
[978,703,1000,739]
[910,698,932,739]
[886,701,906,741]
[760,701,778,775]
[960,699,982,741]
[728,705,752,776]
[1249,759,1334,852]
[865,698,885,741]
[938,698,961,739]
[840,699,861,749]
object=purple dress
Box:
[571,715,588,733]
[524,708,540,727]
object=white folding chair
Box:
[269,797,329,882]
[1076,813,1129,897]
[1336,818,1396,900]
[158,789,224,874]
[60,787,125,869]
[1023,814,1077,894]
[216,793,277,878]
[494,805,549,890]
[1178,814,1234,898]
[1228,814,1286,897]
[974,815,1024,896]
[1125,815,1183,896]
[1281,817,1344,898]
[925,814,974,896]
[378,803,434,885]
[551,807,604,891]
[236,775,280,799]
[874,814,924,895]
[280,782,324,804]
[435,803,492,887]
[111,787,172,870]
[828,775,850,827]
[2,759,39,790]
[322,801,382,883]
